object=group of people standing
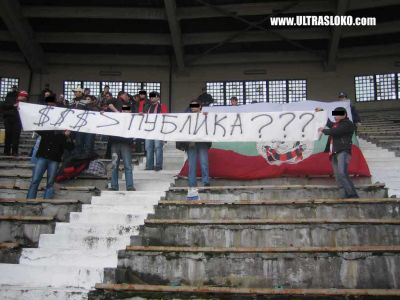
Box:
[1,83,361,200]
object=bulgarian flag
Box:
[179,100,370,180]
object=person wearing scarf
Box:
[318,107,359,199]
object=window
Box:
[64,81,162,101]
[269,80,287,103]
[376,73,396,100]
[398,73,400,99]
[63,81,82,102]
[143,82,161,95]
[82,81,101,97]
[288,80,307,102]
[206,82,224,105]
[0,77,19,101]
[124,82,142,96]
[206,79,306,105]
[245,81,267,103]
[226,81,244,105]
[355,73,399,102]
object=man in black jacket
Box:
[2,90,28,156]
[318,107,359,199]
[27,95,74,199]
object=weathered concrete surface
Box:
[135,223,400,247]
[0,201,81,222]
[153,201,400,220]
[0,246,21,263]
[173,176,372,187]
[0,220,55,246]
[165,185,387,201]
[116,250,400,288]
[0,188,97,203]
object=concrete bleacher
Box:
[1,109,400,299]
[88,178,399,299]
[358,110,400,157]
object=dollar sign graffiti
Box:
[70,110,94,132]
[51,108,75,127]
[34,106,53,126]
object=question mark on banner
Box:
[299,112,315,137]
[279,112,296,139]
[251,114,273,138]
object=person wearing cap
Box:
[71,86,85,107]
[144,91,168,171]
[318,107,359,199]
[108,103,136,191]
[2,90,28,156]
[338,92,361,129]
[138,90,150,113]
[27,95,74,199]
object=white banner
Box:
[18,102,327,142]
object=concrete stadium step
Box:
[54,222,140,237]
[0,175,109,191]
[0,264,103,289]
[135,219,400,247]
[0,198,81,222]
[20,248,119,268]
[69,211,149,224]
[0,286,87,300]
[0,242,20,264]
[0,216,55,246]
[359,137,400,197]
[115,245,400,288]
[0,187,98,203]
[165,184,387,200]
[173,176,372,187]
[90,194,160,206]
[38,233,131,250]
[89,284,400,300]
[153,198,400,220]
[81,204,155,214]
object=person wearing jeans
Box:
[144,91,168,171]
[27,158,59,199]
[27,95,74,199]
[180,100,211,190]
[109,104,135,191]
[187,142,210,187]
[145,139,163,171]
[318,106,359,199]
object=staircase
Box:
[0,122,183,299]
[88,173,400,299]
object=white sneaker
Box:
[187,188,199,201]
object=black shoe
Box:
[154,167,162,171]
[107,187,118,191]
[204,183,210,187]
[127,187,136,191]
[346,194,360,199]
[145,168,153,171]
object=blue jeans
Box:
[331,151,358,198]
[145,140,163,170]
[111,143,134,190]
[187,143,209,187]
[27,157,59,199]
[74,132,95,155]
